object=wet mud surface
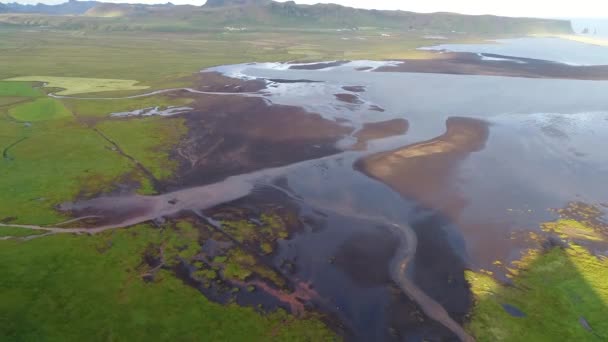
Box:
[168,93,351,188]
[289,60,350,70]
[193,71,267,93]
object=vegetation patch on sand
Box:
[220,211,291,255]
[466,218,608,341]
[8,98,71,121]
[5,76,148,95]
[542,219,604,242]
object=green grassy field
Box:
[0,117,136,224]
[0,225,335,341]
[0,81,43,97]
[9,98,72,121]
[96,116,187,181]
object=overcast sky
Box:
[10,0,608,18]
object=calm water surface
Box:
[419,37,608,65]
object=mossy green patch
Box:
[8,98,71,122]
[214,247,285,287]
[213,256,228,264]
[0,81,42,97]
[261,242,273,254]
[223,248,256,281]
[0,225,336,341]
[193,269,218,281]
[162,221,202,265]
[466,220,608,341]
[222,219,259,243]
[220,211,290,255]
[5,76,148,96]
[260,213,290,240]
[223,262,253,281]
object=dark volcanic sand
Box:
[267,78,323,84]
[356,117,490,216]
[164,93,352,188]
[334,93,364,105]
[368,105,385,112]
[194,71,267,93]
[342,85,366,93]
[289,60,350,70]
[352,119,409,150]
[375,52,608,80]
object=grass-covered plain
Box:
[0,225,335,341]
[0,92,190,224]
[0,81,43,97]
[96,116,187,181]
[0,117,136,224]
[0,29,440,87]
[5,76,149,95]
[9,98,72,121]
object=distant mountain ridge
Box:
[204,0,271,7]
[0,0,99,15]
[0,0,573,35]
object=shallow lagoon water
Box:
[224,63,608,138]
[419,37,608,65]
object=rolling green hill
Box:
[0,0,573,35]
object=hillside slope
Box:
[0,0,573,35]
